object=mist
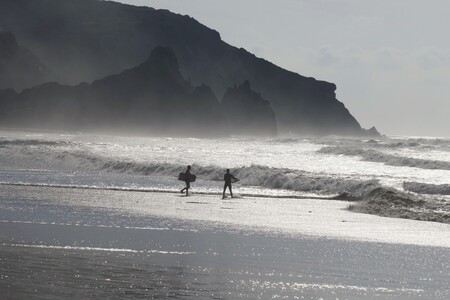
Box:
[119,0,450,137]
[0,0,372,137]
[2,2,450,299]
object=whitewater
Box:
[1,128,450,240]
[1,129,450,298]
[1,129,450,197]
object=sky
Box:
[116,0,450,137]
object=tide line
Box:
[2,243,195,255]
[0,220,198,232]
[0,181,333,200]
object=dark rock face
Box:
[0,31,53,91]
[222,81,277,136]
[0,0,369,135]
[0,47,228,136]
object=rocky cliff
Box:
[0,0,370,136]
[0,47,229,136]
[222,81,277,136]
[0,31,53,91]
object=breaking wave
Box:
[270,137,302,144]
[369,141,421,148]
[2,135,449,224]
[318,146,450,170]
[347,187,450,224]
[0,137,382,196]
[52,150,381,195]
[406,137,450,148]
[403,182,450,195]
[0,138,73,147]
[313,135,450,151]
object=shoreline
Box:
[1,184,449,248]
[2,183,449,299]
[0,181,333,200]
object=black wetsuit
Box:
[181,168,192,195]
[224,173,236,187]
[185,169,191,189]
[223,173,237,198]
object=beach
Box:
[2,0,450,298]
[1,130,450,298]
[1,184,449,299]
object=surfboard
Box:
[231,178,240,183]
[178,172,196,182]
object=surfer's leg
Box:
[229,185,233,198]
[223,184,227,198]
[185,181,190,196]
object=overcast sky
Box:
[116,0,450,137]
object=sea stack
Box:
[222,80,277,136]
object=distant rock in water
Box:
[0,31,54,91]
[0,0,378,136]
[361,126,381,137]
[222,81,277,136]
[0,47,228,136]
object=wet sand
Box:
[1,185,450,299]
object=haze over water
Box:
[1,1,450,298]
[119,0,450,137]
[1,130,450,298]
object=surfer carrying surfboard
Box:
[223,169,238,199]
[180,165,192,196]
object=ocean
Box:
[1,129,449,299]
[1,129,450,201]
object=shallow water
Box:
[1,129,450,298]
[1,185,449,299]
[1,130,450,196]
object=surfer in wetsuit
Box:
[181,165,192,196]
[223,169,238,199]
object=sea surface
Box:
[1,129,449,299]
[1,129,450,200]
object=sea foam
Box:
[403,182,450,195]
[318,146,450,170]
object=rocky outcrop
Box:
[0,31,53,91]
[361,126,381,137]
[222,81,277,136]
[0,0,373,136]
[0,47,228,136]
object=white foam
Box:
[2,243,195,255]
[247,280,424,294]
[403,182,450,195]
[1,131,450,228]
[15,188,446,248]
[318,146,450,170]
[0,220,198,232]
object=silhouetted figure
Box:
[181,165,192,196]
[223,169,238,199]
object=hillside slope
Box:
[0,0,365,135]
